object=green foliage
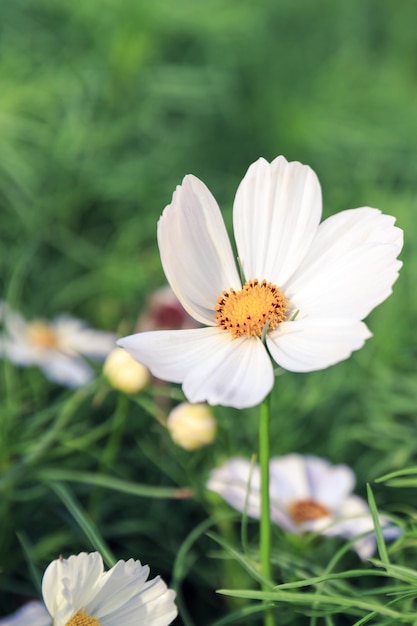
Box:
[1,0,417,623]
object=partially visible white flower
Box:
[207,457,261,519]
[167,402,217,450]
[0,601,51,626]
[41,551,177,626]
[118,156,403,409]
[207,454,401,559]
[0,303,116,387]
[104,347,150,394]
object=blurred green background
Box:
[1,0,417,623]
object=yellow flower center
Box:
[287,499,330,524]
[26,321,59,349]
[65,610,100,626]
[215,279,288,338]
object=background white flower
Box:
[207,457,262,519]
[0,601,51,626]
[0,303,116,387]
[118,156,403,409]
[42,551,177,626]
[207,454,401,559]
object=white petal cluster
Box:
[207,454,401,559]
[0,303,116,387]
[118,156,403,409]
[41,552,177,626]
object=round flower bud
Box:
[104,347,150,394]
[167,402,217,450]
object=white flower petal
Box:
[322,496,402,560]
[118,327,219,384]
[284,207,403,319]
[268,505,297,533]
[302,457,356,510]
[53,316,116,359]
[269,455,355,507]
[89,560,177,625]
[105,575,177,626]
[233,156,322,285]
[86,560,150,616]
[206,458,261,519]
[267,318,372,372]
[324,495,371,539]
[41,355,95,388]
[269,454,312,503]
[268,455,316,532]
[118,327,274,409]
[158,175,241,326]
[0,307,38,364]
[0,337,38,365]
[42,553,104,621]
[2,306,29,341]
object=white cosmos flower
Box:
[118,156,403,409]
[0,303,116,387]
[0,601,52,626]
[207,454,401,560]
[41,552,177,626]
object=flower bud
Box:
[104,347,150,394]
[167,402,217,450]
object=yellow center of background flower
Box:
[215,279,288,338]
[287,499,330,524]
[27,321,59,349]
[65,610,100,626]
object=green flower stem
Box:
[259,393,275,626]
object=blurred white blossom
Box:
[207,454,401,559]
[0,303,116,387]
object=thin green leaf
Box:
[207,532,268,588]
[47,481,116,567]
[16,531,42,595]
[216,588,413,620]
[366,483,389,565]
[38,468,192,499]
[376,466,417,483]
